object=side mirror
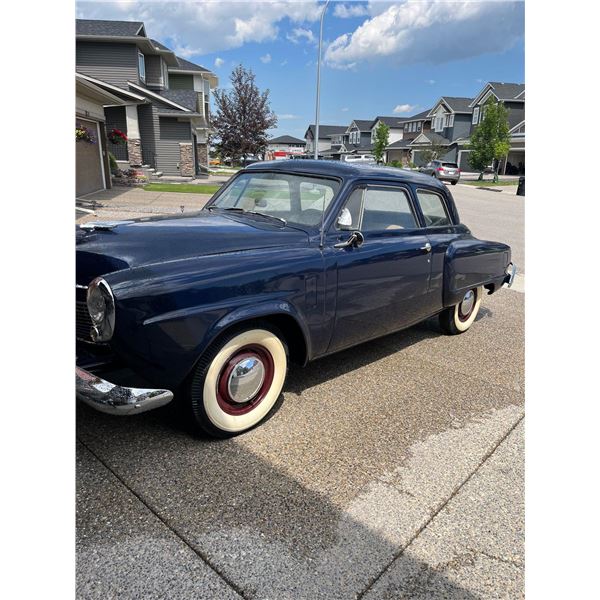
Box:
[334,230,364,249]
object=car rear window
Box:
[417,190,452,227]
[441,162,458,168]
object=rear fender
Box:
[444,239,511,307]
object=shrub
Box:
[108,152,119,174]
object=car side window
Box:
[362,187,417,231]
[417,189,452,227]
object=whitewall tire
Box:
[439,286,483,335]
[189,326,287,437]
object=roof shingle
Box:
[76,19,144,37]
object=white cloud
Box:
[214,57,225,68]
[341,107,349,112]
[278,114,300,120]
[287,27,316,45]
[76,1,322,55]
[333,3,370,19]
[325,1,524,68]
[260,53,272,64]
[393,104,417,114]
[280,59,288,66]
[426,79,436,85]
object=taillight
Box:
[437,167,444,172]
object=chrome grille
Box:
[76,301,93,342]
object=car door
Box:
[326,183,437,352]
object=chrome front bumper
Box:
[76,367,174,415]
[504,263,517,288]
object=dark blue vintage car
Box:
[76,160,515,437]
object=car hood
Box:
[76,211,309,284]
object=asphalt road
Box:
[76,184,524,599]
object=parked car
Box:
[344,154,376,164]
[76,160,515,437]
[419,160,461,184]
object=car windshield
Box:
[209,172,340,227]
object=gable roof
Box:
[171,56,212,73]
[410,132,451,146]
[347,119,373,132]
[268,135,306,145]
[371,116,410,129]
[403,109,431,122]
[470,82,525,107]
[305,124,347,139]
[428,97,473,116]
[76,19,145,37]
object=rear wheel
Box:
[451,180,458,185]
[188,325,288,437]
[439,286,483,335]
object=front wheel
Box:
[439,286,483,335]
[188,326,288,437]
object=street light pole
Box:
[314,0,330,160]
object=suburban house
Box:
[369,116,409,147]
[304,124,347,155]
[75,18,218,192]
[265,135,306,160]
[465,82,525,174]
[76,73,128,196]
[384,82,526,172]
[344,120,375,155]
[384,109,431,164]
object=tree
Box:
[419,142,448,165]
[372,121,390,163]
[467,98,511,181]
[212,65,277,165]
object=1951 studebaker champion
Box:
[76,160,516,437]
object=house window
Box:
[417,122,422,132]
[138,52,146,82]
[472,107,479,124]
[448,114,454,127]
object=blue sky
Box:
[77,1,525,138]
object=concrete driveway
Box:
[76,184,524,599]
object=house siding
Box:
[104,106,129,161]
[76,42,139,89]
[138,103,158,167]
[156,116,192,175]
[168,74,195,90]
[449,114,472,141]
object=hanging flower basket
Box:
[76,123,96,144]
[108,128,128,145]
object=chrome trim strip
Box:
[76,367,173,415]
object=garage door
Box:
[76,119,104,197]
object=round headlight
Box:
[86,278,115,342]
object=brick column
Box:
[179,143,194,176]
[126,138,143,166]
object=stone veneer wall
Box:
[126,138,143,166]
[179,143,195,177]
[196,143,208,169]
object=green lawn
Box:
[462,180,517,187]
[143,183,222,194]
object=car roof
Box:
[244,159,445,188]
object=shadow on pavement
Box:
[77,402,481,599]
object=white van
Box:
[343,154,376,164]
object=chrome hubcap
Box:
[227,356,265,404]
[459,290,475,317]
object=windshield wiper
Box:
[207,206,245,212]
[246,211,287,226]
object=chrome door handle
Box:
[420,242,432,253]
